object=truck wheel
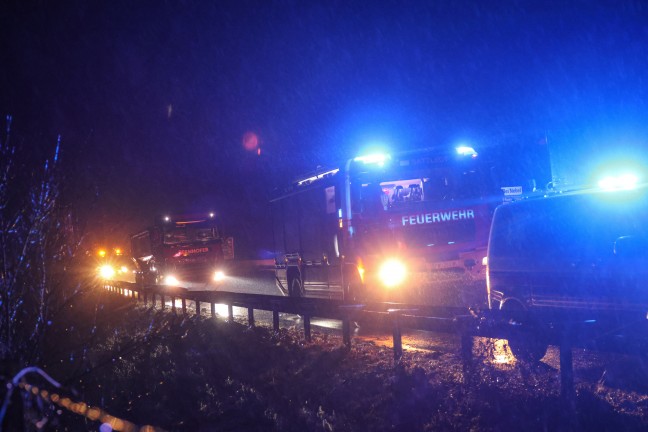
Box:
[289,277,304,297]
[345,283,365,303]
[501,301,548,363]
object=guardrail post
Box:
[270,301,280,332]
[304,315,311,342]
[273,310,280,332]
[461,333,473,365]
[196,300,201,316]
[248,307,255,327]
[181,297,187,315]
[210,302,216,318]
[390,310,403,362]
[560,335,575,402]
[339,304,364,349]
[460,334,473,368]
[228,304,234,322]
[342,319,351,348]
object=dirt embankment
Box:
[30,291,648,431]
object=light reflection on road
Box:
[110,264,468,359]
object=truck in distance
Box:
[131,212,234,287]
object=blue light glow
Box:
[354,153,390,166]
[597,173,639,191]
[455,146,478,157]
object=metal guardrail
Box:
[103,279,584,399]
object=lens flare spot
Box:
[242,131,259,151]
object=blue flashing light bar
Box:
[597,174,639,191]
[353,153,390,166]
[455,146,478,157]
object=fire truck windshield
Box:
[355,166,485,216]
[163,225,219,245]
[349,158,490,252]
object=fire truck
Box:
[131,212,234,286]
[271,143,551,306]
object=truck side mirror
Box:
[222,237,235,260]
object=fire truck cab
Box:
[272,144,550,307]
[131,213,234,286]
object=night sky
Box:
[2,1,648,256]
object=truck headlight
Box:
[99,265,115,279]
[213,270,225,282]
[165,275,180,286]
[378,259,407,288]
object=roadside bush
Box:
[0,115,81,367]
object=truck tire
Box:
[501,300,548,363]
[345,283,366,303]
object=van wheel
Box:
[502,301,548,363]
[289,277,304,297]
[507,333,549,364]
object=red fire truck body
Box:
[131,213,234,286]
[271,144,550,307]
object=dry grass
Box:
[36,289,648,431]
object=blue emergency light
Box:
[455,146,478,157]
[353,153,390,166]
[597,173,639,191]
